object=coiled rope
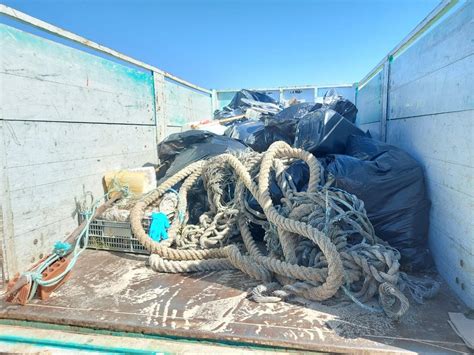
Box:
[130,141,410,319]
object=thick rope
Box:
[130,141,410,318]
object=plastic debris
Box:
[319,88,358,123]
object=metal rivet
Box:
[455,277,459,284]
[460,259,464,267]
[33,239,38,245]
[39,253,44,259]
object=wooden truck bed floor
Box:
[0,250,469,354]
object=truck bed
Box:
[0,250,469,354]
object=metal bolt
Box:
[460,259,464,267]
[33,239,38,245]
[455,277,459,284]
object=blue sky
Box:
[2,0,440,89]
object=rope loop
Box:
[130,141,412,318]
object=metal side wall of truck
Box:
[356,0,473,308]
[0,0,473,352]
[0,5,213,280]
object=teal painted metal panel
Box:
[164,79,212,129]
[0,23,154,125]
[0,336,162,354]
[356,71,383,125]
[389,0,474,120]
[0,23,158,277]
[260,90,280,102]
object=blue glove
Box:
[149,212,170,242]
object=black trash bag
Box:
[225,119,297,153]
[263,102,315,145]
[345,134,392,159]
[187,177,209,224]
[294,108,366,156]
[269,102,315,123]
[283,160,310,192]
[157,130,216,180]
[321,88,358,123]
[158,131,248,182]
[228,89,277,107]
[246,160,310,216]
[214,89,279,119]
[224,120,270,152]
[249,222,266,241]
[326,135,432,271]
[214,107,245,120]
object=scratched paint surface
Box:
[0,23,158,278]
[164,79,212,128]
[385,2,474,308]
[0,24,154,97]
[0,250,469,354]
[0,24,154,125]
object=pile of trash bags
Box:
[157,89,433,271]
[223,90,362,154]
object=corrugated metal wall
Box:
[357,2,474,307]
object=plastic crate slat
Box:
[87,218,150,255]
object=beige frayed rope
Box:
[130,141,409,319]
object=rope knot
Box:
[24,271,43,283]
[53,241,72,257]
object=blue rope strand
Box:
[22,188,127,300]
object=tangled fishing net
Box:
[130,141,414,319]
